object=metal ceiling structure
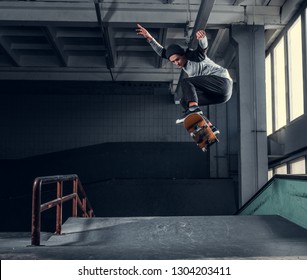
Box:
[0,0,305,93]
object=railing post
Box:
[31,179,42,246]
[82,198,87,217]
[72,178,78,217]
[55,181,63,235]
[31,175,94,245]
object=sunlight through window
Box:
[288,17,304,121]
[275,163,287,175]
[290,157,306,174]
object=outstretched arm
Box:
[136,24,166,58]
[136,24,153,41]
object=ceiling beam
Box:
[188,0,216,49]
[261,0,271,5]
[222,43,236,69]
[233,0,245,5]
[245,5,280,25]
[41,26,68,67]
[0,2,283,28]
[207,29,228,59]
[0,34,20,66]
[94,0,115,69]
[265,29,281,50]
[281,0,306,24]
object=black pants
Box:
[180,75,233,110]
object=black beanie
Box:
[165,44,185,59]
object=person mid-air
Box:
[136,24,233,135]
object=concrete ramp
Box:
[43,215,307,259]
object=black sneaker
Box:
[176,106,203,124]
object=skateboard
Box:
[183,113,219,152]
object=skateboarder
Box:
[136,24,233,132]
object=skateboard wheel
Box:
[202,147,207,152]
[190,132,195,137]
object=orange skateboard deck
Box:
[183,113,219,152]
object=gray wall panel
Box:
[0,81,192,159]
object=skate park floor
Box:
[1,215,307,259]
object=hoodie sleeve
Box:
[148,38,167,59]
[185,36,208,62]
[199,36,208,50]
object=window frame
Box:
[265,6,307,135]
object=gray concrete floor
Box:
[1,215,307,259]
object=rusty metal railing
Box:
[31,174,94,246]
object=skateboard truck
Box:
[190,124,209,137]
[184,113,219,152]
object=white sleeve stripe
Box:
[148,38,164,57]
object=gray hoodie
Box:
[148,36,232,81]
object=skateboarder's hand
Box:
[196,30,206,40]
[136,24,153,41]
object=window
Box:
[274,38,287,130]
[268,169,273,180]
[266,9,306,135]
[274,163,287,175]
[290,157,306,174]
[265,54,273,135]
[288,16,304,121]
